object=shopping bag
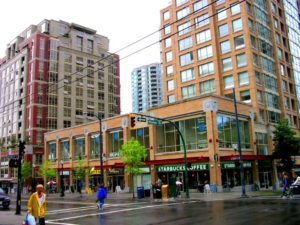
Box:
[22,214,36,225]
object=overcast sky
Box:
[0,0,170,114]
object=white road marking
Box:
[46,201,196,223]
[46,222,79,225]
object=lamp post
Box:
[60,160,65,197]
[96,113,104,184]
[32,163,36,193]
[233,88,248,198]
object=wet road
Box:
[42,199,300,225]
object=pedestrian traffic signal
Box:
[130,115,136,130]
[9,158,19,168]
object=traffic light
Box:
[18,141,26,155]
[130,115,136,130]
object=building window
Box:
[182,85,196,99]
[90,134,100,159]
[264,74,277,91]
[266,93,279,109]
[177,7,190,20]
[219,24,229,37]
[232,18,243,32]
[199,62,214,77]
[164,24,171,35]
[200,79,215,94]
[176,0,188,7]
[238,72,249,86]
[236,53,247,67]
[224,76,234,89]
[163,11,170,20]
[194,0,208,12]
[222,57,232,71]
[178,22,191,36]
[195,14,209,28]
[168,95,175,103]
[196,29,211,44]
[180,52,194,66]
[76,36,83,51]
[181,69,195,82]
[234,36,245,49]
[280,64,285,76]
[108,130,123,158]
[87,39,93,53]
[179,36,193,51]
[217,115,250,149]
[197,45,213,60]
[257,90,263,103]
[282,80,288,92]
[217,8,227,21]
[220,40,231,54]
[166,51,173,62]
[74,138,85,159]
[63,120,71,128]
[284,97,290,109]
[230,3,240,15]
[240,90,251,103]
[60,140,70,161]
[130,128,150,150]
[166,65,173,76]
[267,111,280,123]
[48,143,56,161]
[167,80,174,91]
[156,117,207,153]
[165,37,171,48]
[256,133,268,155]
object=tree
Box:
[74,157,86,184]
[21,161,32,184]
[118,138,147,198]
[273,119,300,174]
[38,160,56,186]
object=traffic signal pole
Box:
[15,141,25,215]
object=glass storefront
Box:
[157,163,209,189]
[107,168,124,192]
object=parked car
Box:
[290,177,300,194]
[0,187,10,209]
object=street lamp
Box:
[233,88,247,198]
[32,163,36,193]
[96,113,104,184]
[60,160,65,197]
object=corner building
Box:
[45,95,278,193]
[160,0,300,180]
[0,20,120,188]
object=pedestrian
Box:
[27,184,46,225]
[281,172,290,198]
[96,183,107,211]
[204,180,211,194]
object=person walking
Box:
[281,172,290,198]
[96,184,107,211]
[27,184,47,225]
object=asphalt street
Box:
[1,192,300,225]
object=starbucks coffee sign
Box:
[157,163,208,172]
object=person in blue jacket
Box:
[96,183,107,210]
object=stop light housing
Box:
[19,141,26,155]
[129,115,136,130]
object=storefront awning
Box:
[220,155,272,161]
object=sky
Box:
[0,0,170,114]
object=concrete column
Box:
[69,138,74,186]
[149,125,156,185]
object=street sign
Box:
[203,98,218,112]
[137,117,147,122]
[148,119,162,126]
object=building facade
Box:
[45,95,293,193]
[160,0,300,139]
[131,63,163,113]
[0,20,120,187]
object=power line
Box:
[0,0,246,120]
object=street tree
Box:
[21,161,32,184]
[38,160,56,186]
[273,119,300,174]
[74,157,86,190]
[118,138,147,198]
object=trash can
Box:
[161,185,168,200]
[137,186,144,199]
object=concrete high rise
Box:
[131,63,163,113]
[0,20,120,181]
[160,0,300,152]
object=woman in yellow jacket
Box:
[27,184,46,225]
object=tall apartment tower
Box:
[160,0,300,148]
[131,63,163,113]
[0,19,120,166]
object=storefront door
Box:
[259,171,272,189]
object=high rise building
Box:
[0,20,120,180]
[131,63,163,113]
[160,0,300,145]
